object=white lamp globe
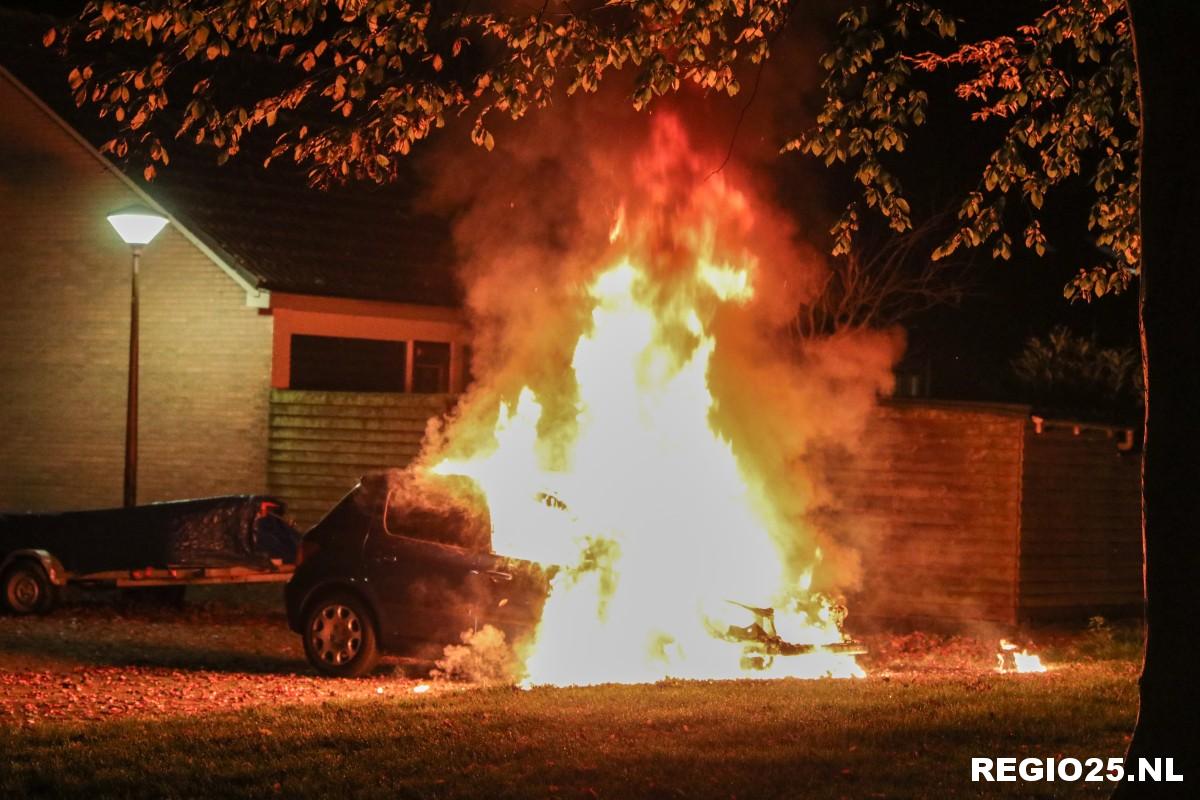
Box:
[106,205,169,246]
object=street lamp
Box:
[106,204,168,508]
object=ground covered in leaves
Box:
[0,587,435,726]
[0,590,1141,798]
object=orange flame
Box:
[427,116,864,685]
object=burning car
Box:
[285,470,550,677]
[287,469,865,681]
[288,118,877,684]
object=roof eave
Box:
[0,63,270,308]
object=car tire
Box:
[2,560,58,615]
[302,591,380,678]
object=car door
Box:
[473,553,551,648]
[365,474,555,657]
[364,522,498,657]
[366,477,520,655]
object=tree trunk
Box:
[1117,3,1200,796]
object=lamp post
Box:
[106,205,168,508]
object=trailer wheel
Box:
[2,560,57,615]
[303,592,380,678]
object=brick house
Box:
[1,50,466,521]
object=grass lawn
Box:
[1,666,1139,798]
[0,594,1142,798]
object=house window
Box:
[412,341,451,393]
[289,335,406,392]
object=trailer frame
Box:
[72,560,295,589]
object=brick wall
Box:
[825,402,1144,628]
[1019,422,1142,622]
[828,401,1028,627]
[0,73,272,511]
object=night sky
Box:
[871,0,1140,403]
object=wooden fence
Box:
[268,389,454,528]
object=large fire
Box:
[425,116,868,685]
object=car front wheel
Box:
[302,592,380,678]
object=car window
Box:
[382,472,492,553]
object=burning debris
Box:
[716,602,867,672]
[417,113,899,685]
[996,639,1049,674]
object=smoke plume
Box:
[417,82,901,598]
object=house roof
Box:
[145,150,461,307]
[0,9,461,308]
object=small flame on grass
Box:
[996,639,1048,673]
[412,684,431,694]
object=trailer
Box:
[0,495,302,614]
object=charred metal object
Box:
[719,601,867,671]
